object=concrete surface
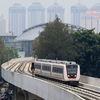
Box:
[80,75,100,87]
[1,57,84,100]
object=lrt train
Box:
[32,59,80,86]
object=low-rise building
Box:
[0,33,17,47]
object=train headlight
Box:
[74,75,76,77]
[68,75,70,77]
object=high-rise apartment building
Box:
[81,10,100,33]
[28,2,45,28]
[95,16,100,33]
[81,10,97,29]
[9,3,26,36]
[90,3,100,33]
[0,15,6,34]
[71,2,88,26]
[91,3,100,11]
[47,2,65,22]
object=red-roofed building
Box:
[96,16,100,18]
[83,10,97,16]
[81,10,100,33]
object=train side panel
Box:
[51,64,64,81]
[41,63,51,77]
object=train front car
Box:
[65,63,80,86]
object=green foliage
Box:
[33,15,77,60]
[0,37,7,81]
[0,38,19,82]
[72,29,100,77]
[6,46,19,60]
[0,37,7,65]
[32,15,100,78]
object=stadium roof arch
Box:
[14,23,86,42]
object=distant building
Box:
[9,3,26,36]
[91,3,100,11]
[71,2,88,26]
[95,16,100,33]
[14,23,86,57]
[81,10,100,33]
[0,15,6,35]
[47,2,65,22]
[0,33,17,47]
[90,3,100,33]
[28,2,45,28]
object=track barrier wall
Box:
[1,57,84,100]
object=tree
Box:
[0,37,7,65]
[0,37,7,81]
[6,46,19,60]
[33,15,77,60]
[72,29,100,77]
[0,39,19,82]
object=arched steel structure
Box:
[14,23,86,57]
[22,23,86,34]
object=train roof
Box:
[37,59,76,64]
[35,61,65,66]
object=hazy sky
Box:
[0,0,100,32]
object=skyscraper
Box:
[90,3,100,33]
[47,2,65,22]
[95,16,100,33]
[71,2,88,26]
[0,15,6,34]
[28,2,45,27]
[91,3,100,11]
[9,3,26,36]
[81,10,98,29]
[81,10,100,33]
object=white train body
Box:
[34,60,80,85]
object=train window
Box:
[53,67,56,72]
[35,64,41,69]
[42,65,51,71]
[52,67,63,74]
[67,65,77,74]
[58,68,63,73]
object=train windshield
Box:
[67,65,77,78]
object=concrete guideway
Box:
[80,75,100,93]
[80,75,100,87]
[1,57,84,100]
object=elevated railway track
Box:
[5,60,100,100]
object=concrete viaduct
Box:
[1,23,100,100]
[1,57,100,100]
